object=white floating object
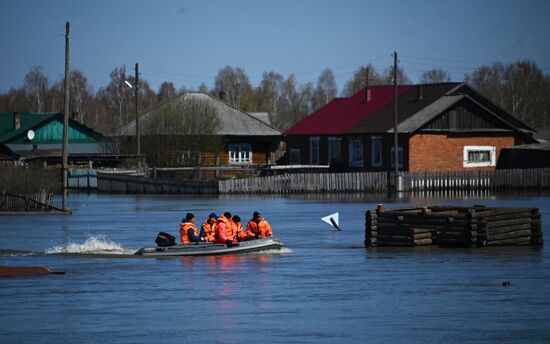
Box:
[27,130,35,141]
[321,212,341,231]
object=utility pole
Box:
[392,51,400,192]
[62,21,70,210]
[135,63,140,157]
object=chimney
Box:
[366,89,371,102]
[13,112,20,130]
[72,112,79,122]
[417,85,423,101]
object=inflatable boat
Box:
[134,237,284,257]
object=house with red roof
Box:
[283,83,537,172]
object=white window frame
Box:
[463,145,496,168]
[349,137,364,167]
[371,135,382,167]
[309,136,320,165]
[228,143,252,164]
[290,148,300,165]
[328,137,342,164]
[390,146,403,168]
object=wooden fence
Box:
[219,168,550,194]
[402,168,550,192]
[218,172,388,194]
[0,190,54,211]
[97,172,218,194]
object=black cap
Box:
[185,213,195,221]
[253,211,261,219]
[209,213,218,219]
[232,215,241,222]
[223,211,232,219]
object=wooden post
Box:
[62,21,70,211]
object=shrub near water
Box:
[0,166,61,194]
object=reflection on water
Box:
[0,193,549,343]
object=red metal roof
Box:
[284,85,413,135]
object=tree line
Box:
[1,60,548,133]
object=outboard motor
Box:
[155,232,176,247]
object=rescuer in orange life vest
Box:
[246,211,273,239]
[216,212,238,246]
[232,215,248,242]
[200,213,218,242]
[180,213,204,244]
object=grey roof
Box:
[389,95,465,133]
[115,92,281,137]
[248,112,271,125]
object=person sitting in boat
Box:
[246,211,273,239]
[216,212,238,246]
[180,213,204,245]
[232,215,248,242]
[200,213,218,242]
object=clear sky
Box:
[1,0,549,94]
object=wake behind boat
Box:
[134,237,284,257]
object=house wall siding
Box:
[408,133,515,171]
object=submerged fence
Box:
[0,190,54,211]
[97,172,218,194]
[219,168,550,194]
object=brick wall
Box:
[408,133,516,171]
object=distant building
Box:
[498,143,550,169]
[283,83,537,172]
[116,92,282,168]
[0,112,119,167]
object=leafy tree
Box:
[420,68,451,83]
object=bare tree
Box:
[258,71,284,125]
[420,68,451,83]
[277,75,314,130]
[342,64,383,96]
[313,68,337,110]
[381,65,411,85]
[24,66,49,112]
[214,66,252,108]
[70,69,93,123]
[101,66,133,129]
[158,82,176,102]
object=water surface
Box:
[1,193,549,343]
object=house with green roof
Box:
[0,112,106,166]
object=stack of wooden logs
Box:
[473,207,543,246]
[365,204,543,248]
[365,205,438,247]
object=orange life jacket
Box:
[232,221,247,241]
[246,219,272,238]
[202,221,217,242]
[180,222,198,245]
[216,216,235,243]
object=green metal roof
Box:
[0,112,103,144]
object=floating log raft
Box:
[365,204,543,248]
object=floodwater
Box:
[1,193,550,343]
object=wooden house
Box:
[116,92,282,168]
[283,83,537,172]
